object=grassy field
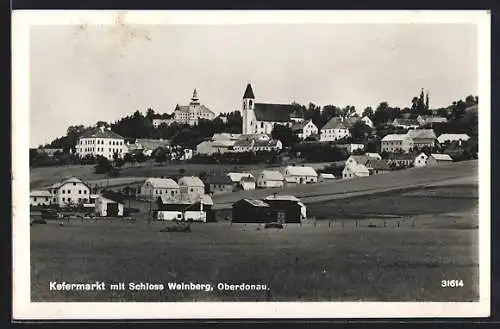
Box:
[30,178,479,302]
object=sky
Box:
[29,23,478,147]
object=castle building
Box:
[241,83,303,135]
[173,89,216,126]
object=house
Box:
[180,149,193,160]
[212,133,242,141]
[291,119,318,140]
[342,163,370,179]
[391,118,420,129]
[241,83,302,135]
[406,129,436,150]
[157,194,214,222]
[263,194,304,223]
[256,170,284,188]
[336,143,364,154]
[413,152,429,168]
[282,166,318,184]
[47,177,91,208]
[427,154,453,166]
[365,152,382,160]
[232,199,274,224]
[253,139,283,152]
[178,176,206,203]
[319,117,351,142]
[227,172,255,184]
[76,126,126,160]
[172,89,216,125]
[417,115,447,126]
[345,154,380,167]
[216,114,228,124]
[196,140,236,156]
[232,139,254,153]
[361,116,374,128]
[134,138,171,157]
[365,159,392,175]
[381,134,414,153]
[318,173,336,182]
[206,175,234,195]
[94,195,124,217]
[152,116,175,128]
[240,176,256,191]
[30,190,52,207]
[437,133,471,145]
[140,178,180,201]
[387,153,416,168]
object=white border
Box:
[12,10,491,320]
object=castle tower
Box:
[190,88,200,106]
[242,83,255,135]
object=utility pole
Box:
[148,187,152,224]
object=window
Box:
[190,188,193,192]
[34,197,37,202]
[73,182,76,186]
[68,198,71,202]
[78,190,81,194]
[62,198,65,202]
[78,198,81,202]
[62,190,65,194]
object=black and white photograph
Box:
[13,10,490,319]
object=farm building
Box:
[342,163,370,179]
[319,117,351,142]
[263,194,304,223]
[413,152,429,168]
[406,129,437,149]
[365,152,382,160]
[157,194,214,222]
[178,176,206,203]
[30,190,52,207]
[318,173,336,182]
[206,175,234,195]
[391,118,420,129]
[140,178,180,201]
[227,172,255,183]
[282,166,318,184]
[365,159,392,175]
[437,133,471,145]
[231,199,274,223]
[94,195,124,217]
[416,115,447,126]
[291,119,318,140]
[256,170,284,188]
[427,154,453,166]
[47,177,91,208]
[196,140,235,155]
[240,176,256,191]
[381,134,414,153]
[387,153,417,168]
[336,143,364,154]
[344,154,377,167]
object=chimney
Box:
[273,192,277,199]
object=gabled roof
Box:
[240,176,256,183]
[388,153,418,161]
[79,128,124,140]
[319,173,335,178]
[237,199,269,207]
[406,129,436,140]
[178,176,205,187]
[264,194,301,201]
[392,118,420,126]
[30,190,52,197]
[321,117,348,130]
[254,139,281,147]
[243,83,255,99]
[144,178,179,189]
[136,139,171,150]
[253,103,296,122]
[366,159,391,171]
[365,152,382,160]
[291,119,313,132]
[437,133,470,143]
[258,170,284,181]
[344,163,369,174]
[283,166,318,177]
[381,134,408,142]
[206,175,233,185]
[430,154,453,161]
[227,172,254,182]
[347,155,371,165]
[233,139,254,147]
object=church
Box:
[241,83,303,135]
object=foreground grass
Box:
[31,219,478,302]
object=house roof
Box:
[212,133,242,141]
[344,163,370,174]
[437,133,471,143]
[388,153,418,161]
[175,104,215,115]
[254,139,281,148]
[240,176,256,183]
[239,199,269,207]
[253,103,296,122]
[393,118,420,126]
[136,139,171,150]
[243,83,255,99]
[291,119,312,132]
[430,154,453,161]
[178,176,205,187]
[365,152,382,160]
[233,139,254,147]
[227,172,254,182]
[79,128,124,140]
[206,175,233,185]
[264,194,301,201]
[144,178,179,189]
[283,166,318,177]
[406,129,436,140]
[418,115,447,123]
[366,159,391,171]
[381,134,408,142]
[348,155,371,165]
[319,173,335,178]
[259,170,284,181]
[159,193,213,206]
[321,117,348,130]
[30,190,52,197]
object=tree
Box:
[271,125,299,147]
[154,148,167,164]
[373,101,390,128]
[94,157,113,174]
[362,107,374,120]
[135,152,146,163]
[349,121,372,143]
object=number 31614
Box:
[441,280,464,288]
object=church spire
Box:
[190,88,200,105]
[243,83,255,99]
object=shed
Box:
[232,199,274,224]
[95,195,124,217]
[318,173,336,182]
[263,194,303,223]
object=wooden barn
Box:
[231,199,274,224]
[263,195,303,224]
[156,194,216,222]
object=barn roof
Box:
[178,176,205,187]
[283,166,318,177]
[30,190,52,197]
[144,178,179,189]
[265,194,301,201]
[259,170,284,181]
[206,175,233,185]
[240,199,269,207]
[321,117,348,130]
[430,153,453,161]
[406,129,436,140]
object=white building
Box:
[152,118,175,128]
[380,134,414,153]
[365,152,382,160]
[178,176,206,203]
[427,153,453,166]
[342,163,370,179]
[140,178,180,201]
[391,118,420,129]
[172,89,216,125]
[318,173,336,182]
[196,140,236,155]
[417,115,447,126]
[282,166,318,184]
[291,119,318,140]
[47,177,91,208]
[95,195,124,217]
[241,83,302,135]
[256,170,284,189]
[361,116,374,128]
[437,133,471,145]
[319,117,351,142]
[227,172,254,183]
[240,176,256,191]
[76,127,126,160]
[30,190,52,207]
[413,152,429,168]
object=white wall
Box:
[55,182,90,208]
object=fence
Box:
[299,216,418,229]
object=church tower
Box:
[242,83,255,135]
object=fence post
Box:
[397,221,400,228]
[384,221,387,228]
[329,218,331,228]
[356,220,359,228]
